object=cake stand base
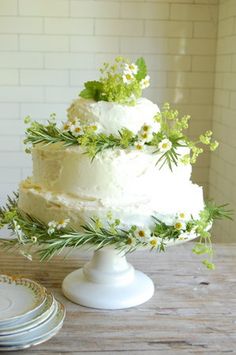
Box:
[62,248,154,309]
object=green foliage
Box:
[24,117,78,150]
[79,81,103,101]
[152,103,219,169]
[135,57,147,81]
[0,194,233,269]
[79,56,148,105]
[24,99,220,172]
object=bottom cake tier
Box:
[18,178,205,230]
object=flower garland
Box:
[79,57,150,105]
[0,193,232,269]
[24,103,218,170]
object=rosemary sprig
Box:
[0,194,233,268]
[24,119,78,148]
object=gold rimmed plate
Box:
[0,274,47,326]
[0,301,65,351]
[0,292,55,336]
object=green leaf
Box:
[202,260,215,270]
[79,81,103,101]
[135,57,147,81]
[192,243,210,255]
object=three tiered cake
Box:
[0,56,231,308]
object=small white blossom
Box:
[48,221,57,228]
[149,237,159,249]
[127,234,137,247]
[139,131,153,143]
[62,121,72,132]
[70,123,84,137]
[134,140,145,150]
[177,212,189,221]
[124,63,138,75]
[134,227,151,241]
[122,72,135,84]
[57,219,70,230]
[140,75,150,89]
[48,220,57,235]
[158,138,172,153]
[174,220,186,231]
[138,124,154,143]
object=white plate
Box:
[0,300,65,350]
[0,298,58,341]
[0,274,47,325]
[0,292,55,336]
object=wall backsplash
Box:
[209,0,236,242]
[1,0,234,242]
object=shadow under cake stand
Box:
[62,236,196,310]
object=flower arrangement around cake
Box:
[0,57,233,269]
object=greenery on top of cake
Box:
[24,103,219,171]
[79,57,150,105]
[0,193,233,269]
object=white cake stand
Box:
[62,235,197,310]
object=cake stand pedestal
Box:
[62,248,154,309]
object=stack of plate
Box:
[0,274,66,352]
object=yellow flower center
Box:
[150,239,158,247]
[126,73,132,80]
[143,125,149,132]
[175,222,182,230]
[136,144,143,150]
[162,143,168,149]
[179,213,185,219]
[138,230,145,237]
[75,127,82,132]
[63,123,70,130]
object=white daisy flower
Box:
[122,72,135,84]
[149,237,159,249]
[177,212,189,221]
[174,220,186,231]
[127,234,137,247]
[57,219,70,230]
[124,63,138,75]
[48,220,57,235]
[134,227,151,241]
[134,140,145,150]
[158,138,172,153]
[70,124,84,137]
[141,124,152,133]
[62,121,72,132]
[140,75,150,89]
[139,131,153,143]
[48,221,57,228]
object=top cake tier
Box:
[67,97,160,136]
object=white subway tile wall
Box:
[0,1,219,228]
[209,0,236,242]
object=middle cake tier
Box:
[31,143,193,206]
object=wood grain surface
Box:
[0,242,236,354]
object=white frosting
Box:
[67,97,160,135]
[31,143,193,207]
[18,96,205,233]
[19,179,204,230]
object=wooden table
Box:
[0,243,236,354]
